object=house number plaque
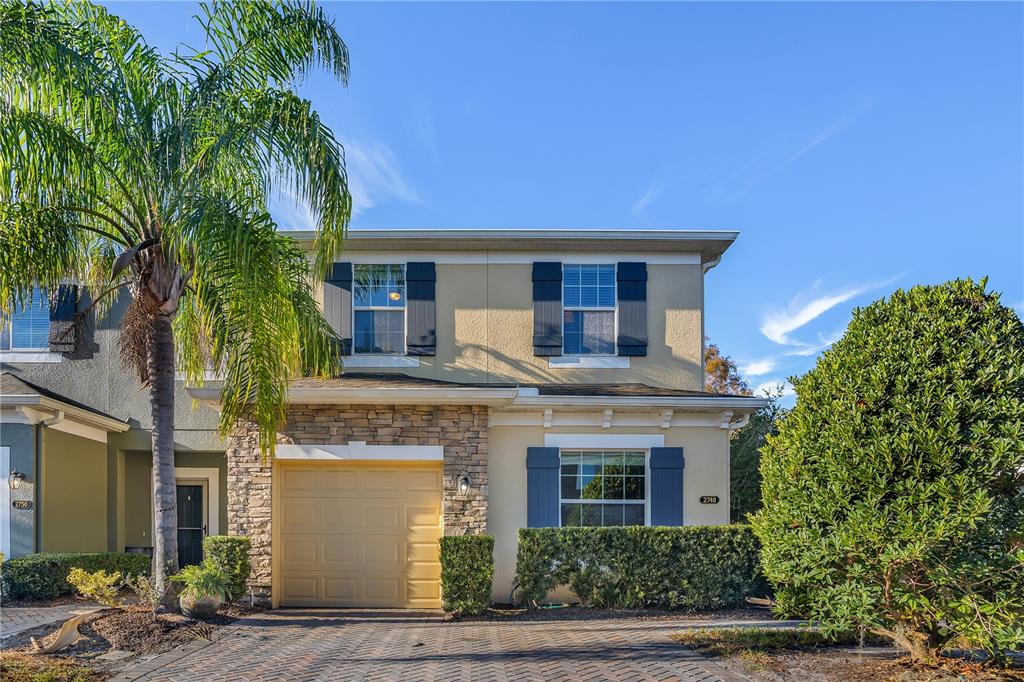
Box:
[12,500,33,510]
[699,496,719,504]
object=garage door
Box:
[276,461,442,608]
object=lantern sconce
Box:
[8,469,26,490]
[457,475,471,496]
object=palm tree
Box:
[0,0,351,596]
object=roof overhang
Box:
[186,383,768,413]
[283,228,739,265]
[0,393,131,442]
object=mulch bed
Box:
[456,604,773,622]
[1,604,260,677]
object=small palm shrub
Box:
[169,560,231,601]
[751,279,1024,663]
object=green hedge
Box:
[439,535,494,615]
[514,525,762,609]
[203,535,251,601]
[2,552,150,601]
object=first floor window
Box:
[560,450,646,527]
[353,264,405,354]
[1,288,49,351]
[562,264,616,355]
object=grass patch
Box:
[671,626,888,657]
[0,652,105,682]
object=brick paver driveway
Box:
[115,609,751,682]
[0,602,101,642]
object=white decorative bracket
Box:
[602,409,613,429]
[660,410,674,429]
[543,408,553,429]
[719,410,735,429]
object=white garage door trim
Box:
[275,443,443,461]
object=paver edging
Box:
[106,620,250,682]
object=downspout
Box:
[34,410,64,551]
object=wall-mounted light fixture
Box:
[8,469,26,490]
[457,475,471,495]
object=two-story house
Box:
[1,229,765,607]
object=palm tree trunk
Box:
[148,312,178,601]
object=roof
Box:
[285,228,738,262]
[190,372,767,411]
[0,371,129,431]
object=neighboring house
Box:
[1,229,766,606]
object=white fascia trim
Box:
[0,395,130,433]
[544,433,665,449]
[287,228,739,243]
[514,394,770,411]
[548,356,630,369]
[276,443,443,462]
[175,467,220,536]
[336,252,701,265]
[0,351,63,363]
[343,355,421,368]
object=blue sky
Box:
[110,2,1023,401]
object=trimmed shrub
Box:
[514,525,761,609]
[203,535,251,601]
[751,279,1024,663]
[2,552,150,601]
[439,535,494,615]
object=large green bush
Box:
[514,526,761,610]
[203,535,251,602]
[439,535,494,615]
[751,279,1024,663]
[2,552,150,601]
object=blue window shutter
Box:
[617,262,647,357]
[48,285,78,353]
[532,262,562,357]
[526,447,560,527]
[406,262,436,356]
[649,447,684,526]
[325,262,353,356]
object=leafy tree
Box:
[704,340,751,395]
[730,388,786,522]
[750,279,1024,663]
[0,1,351,596]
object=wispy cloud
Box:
[759,276,896,346]
[754,379,795,399]
[741,357,780,377]
[268,186,317,231]
[632,182,663,216]
[343,139,424,217]
[706,97,873,205]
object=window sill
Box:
[343,355,421,368]
[548,356,629,369]
[0,351,63,364]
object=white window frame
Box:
[351,263,407,356]
[561,263,618,357]
[557,448,651,528]
[1,287,50,353]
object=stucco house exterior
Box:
[1,229,765,607]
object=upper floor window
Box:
[562,264,615,355]
[560,450,646,527]
[353,264,405,354]
[1,288,49,351]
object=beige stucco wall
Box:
[486,420,730,602]
[40,430,108,552]
[330,261,705,390]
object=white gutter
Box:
[0,394,130,432]
[284,228,740,243]
[511,393,769,411]
[40,409,65,428]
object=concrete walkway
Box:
[112,609,794,682]
[0,602,102,642]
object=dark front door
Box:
[176,484,205,569]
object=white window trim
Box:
[544,433,665,449]
[351,263,408,357]
[0,351,63,364]
[556,448,651,528]
[561,263,618,357]
[343,355,420,368]
[548,356,629,369]
[275,442,443,461]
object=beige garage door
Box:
[276,460,442,608]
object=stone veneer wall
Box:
[226,404,489,603]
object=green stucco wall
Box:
[40,429,108,552]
